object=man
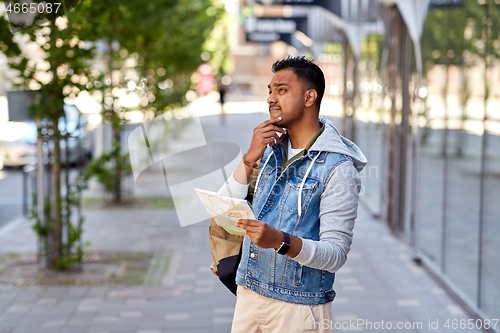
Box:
[218,78,227,123]
[218,56,367,333]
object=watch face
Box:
[277,243,290,255]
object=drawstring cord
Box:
[298,153,320,217]
[254,151,274,191]
[254,150,319,218]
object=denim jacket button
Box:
[250,253,256,259]
[247,281,254,286]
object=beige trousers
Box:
[231,286,333,333]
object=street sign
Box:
[429,0,463,7]
[254,0,341,16]
[7,91,35,122]
[246,31,292,43]
[244,16,307,44]
[255,0,316,4]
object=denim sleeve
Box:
[292,160,360,273]
[217,173,249,199]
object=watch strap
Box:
[276,232,291,255]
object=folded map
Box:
[195,188,255,236]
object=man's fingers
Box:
[237,219,260,226]
[261,125,286,135]
[237,219,267,230]
[256,117,282,129]
[257,131,281,146]
[263,138,275,146]
[271,125,287,134]
[269,134,280,146]
[238,226,261,234]
[236,224,261,234]
[255,125,285,138]
[255,129,284,139]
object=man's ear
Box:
[304,89,317,108]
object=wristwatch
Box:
[275,232,291,255]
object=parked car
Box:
[0,104,93,168]
[0,121,37,167]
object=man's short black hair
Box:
[272,56,325,110]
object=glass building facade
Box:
[327,1,500,328]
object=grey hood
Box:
[309,117,367,172]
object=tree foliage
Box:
[421,6,471,73]
[71,0,225,114]
[422,1,500,72]
[0,0,226,269]
[1,1,98,269]
[464,0,500,61]
[420,0,500,153]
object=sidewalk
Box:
[0,204,481,333]
[0,105,483,333]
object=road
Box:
[0,168,24,229]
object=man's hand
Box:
[245,118,286,163]
[236,219,303,257]
[236,219,283,249]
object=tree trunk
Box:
[457,67,468,157]
[442,63,450,156]
[442,10,451,157]
[342,32,348,137]
[49,19,62,262]
[114,130,121,203]
[387,6,400,232]
[107,38,121,203]
[351,55,358,142]
[483,0,490,114]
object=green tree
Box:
[464,0,500,133]
[360,34,385,111]
[204,10,234,76]
[71,0,224,203]
[421,6,471,151]
[0,14,21,58]
[1,0,225,268]
[0,2,95,269]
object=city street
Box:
[1,0,499,331]
[0,96,485,333]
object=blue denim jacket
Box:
[235,117,367,305]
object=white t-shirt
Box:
[288,139,304,159]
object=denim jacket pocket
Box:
[283,176,319,213]
[254,166,276,195]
